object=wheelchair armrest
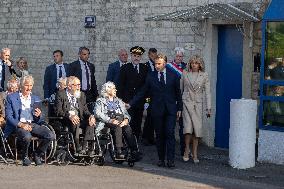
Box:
[48,116,64,120]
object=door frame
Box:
[202,21,252,147]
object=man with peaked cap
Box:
[117,46,149,140]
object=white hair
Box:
[57,77,67,85]
[174,47,185,55]
[1,48,11,53]
[20,75,34,86]
[101,81,116,97]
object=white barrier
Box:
[229,99,257,169]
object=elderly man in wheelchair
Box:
[4,75,55,166]
[95,81,140,162]
[54,76,96,156]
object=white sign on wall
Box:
[184,43,196,51]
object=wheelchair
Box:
[49,116,102,166]
[0,127,14,164]
[95,122,140,167]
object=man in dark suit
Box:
[43,50,69,100]
[142,48,158,146]
[0,48,16,92]
[69,47,98,103]
[118,46,148,140]
[54,76,96,154]
[128,53,182,168]
[5,75,55,166]
[106,49,128,86]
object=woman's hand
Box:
[119,119,129,127]
[89,115,96,127]
[110,119,120,125]
[176,111,181,120]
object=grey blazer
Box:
[94,97,131,134]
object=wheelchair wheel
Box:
[56,132,77,163]
[43,124,57,162]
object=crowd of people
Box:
[0,46,211,168]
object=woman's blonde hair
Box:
[187,55,205,72]
[16,57,28,70]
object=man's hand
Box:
[89,115,96,127]
[70,115,80,125]
[176,111,181,120]
[119,119,129,127]
[19,123,32,131]
[4,59,12,66]
[34,108,41,117]
[124,103,131,110]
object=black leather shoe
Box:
[167,160,175,168]
[22,157,32,166]
[157,160,165,167]
[34,155,43,166]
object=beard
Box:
[74,90,81,99]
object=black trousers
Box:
[108,124,137,151]
[152,112,176,161]
[142,106,155,143]
[16,123,55,157]
[128,107,144,140]
[66,119,95,150]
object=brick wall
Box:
[0,0,208,96]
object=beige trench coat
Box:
[180,71,211,137]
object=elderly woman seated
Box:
[95,82,139,159]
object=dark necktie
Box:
[1,62,5,90]
[58,65,63,78]
[134,65,138,74]
[84,62,90,90]
[160,72,165,85]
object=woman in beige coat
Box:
[180,55,211,163]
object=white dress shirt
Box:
[158,69,167,84]
[148,60,155,71]
[132,63,139,74]
[56,63,67,79]
[19,93,33,123]
[79,59,91,91]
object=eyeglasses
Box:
[72,84,81,87]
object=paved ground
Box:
[0,143,283,189]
